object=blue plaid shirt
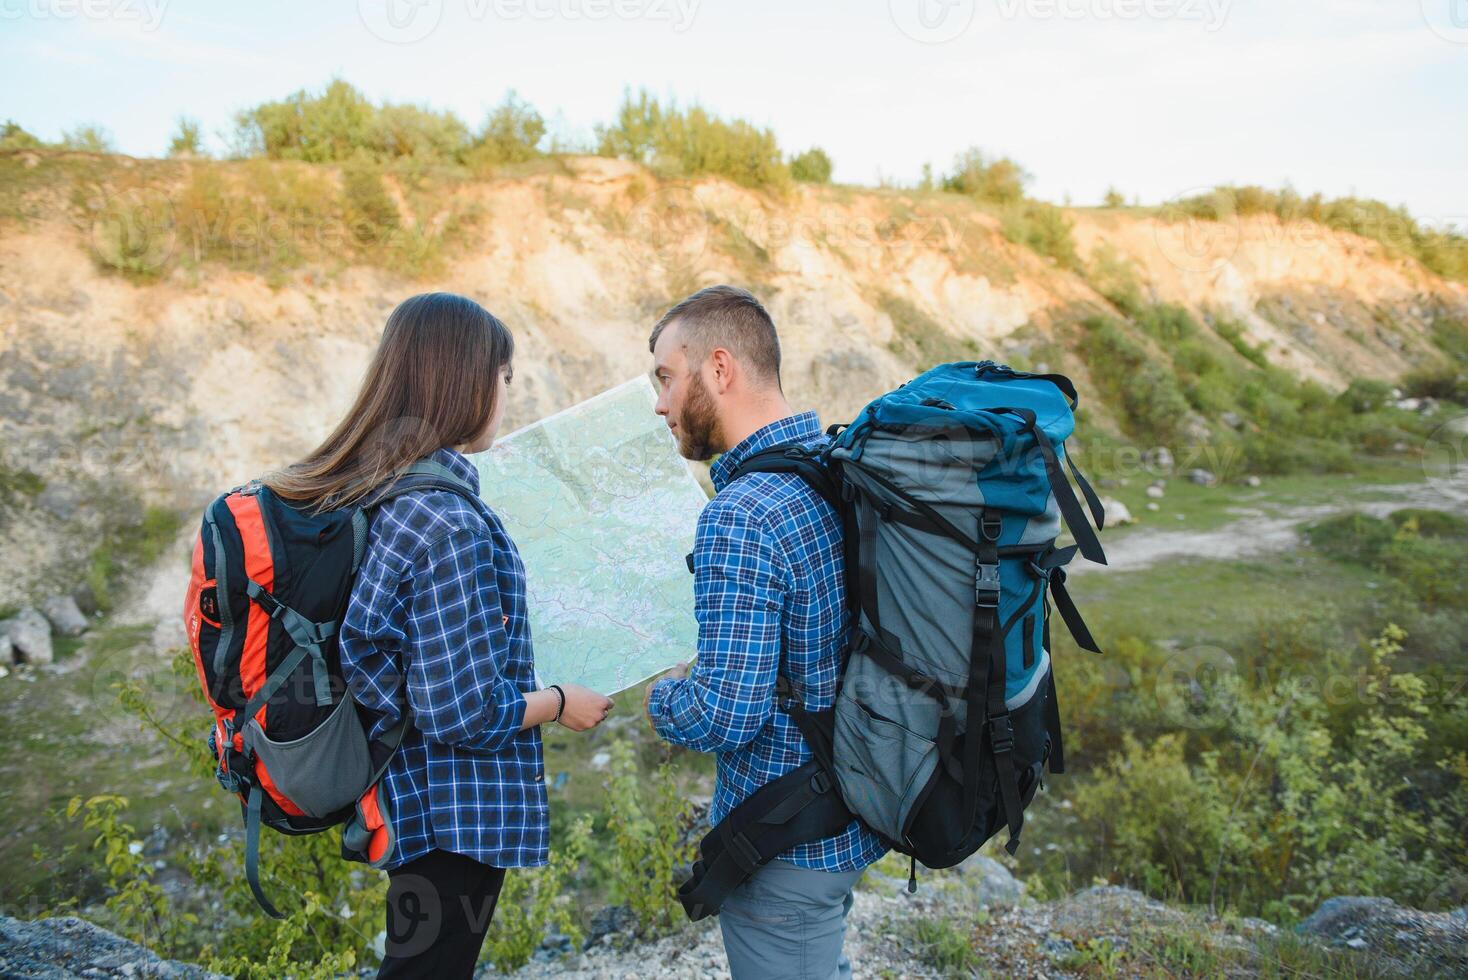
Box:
[339,447,548,871]
[647,412,887,872]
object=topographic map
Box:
[471,377,709,694]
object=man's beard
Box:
[676,371,722,462]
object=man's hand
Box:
[644,661,690,729]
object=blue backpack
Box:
[678,362,1107,919]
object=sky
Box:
[2,0,1465,223]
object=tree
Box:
[167,117,205,158]
[789,147,833,183]
[942,147,1028,203]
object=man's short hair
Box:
[648,285,782,389]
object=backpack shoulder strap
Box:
[350,459,491,572]
[729,444,842,514]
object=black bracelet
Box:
[549,684,565,723]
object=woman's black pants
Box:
[376,848,506,979]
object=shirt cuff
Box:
[646,678,686,742]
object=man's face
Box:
[652,321,722,461]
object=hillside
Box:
[1,149,1465,612]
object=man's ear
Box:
[707,347,737,394]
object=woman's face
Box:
[458,364,511,455]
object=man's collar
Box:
[709,411,823,492]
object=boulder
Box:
[1187,468,1217,487]
[0,914,226,978]
[1245,475,1262,488]
[1145,485,1165,500]
[71,582,100,616]
[41,595,88,637]
[1296,896,1468,974]
[1142,446,1175,472]
[1099,497,1135,526]
[951,853,1025,907]
[1,607,53,665]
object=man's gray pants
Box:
[718,859,864,980]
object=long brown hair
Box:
[263,292,514,513]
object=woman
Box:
[263,292,612,978]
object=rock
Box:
[1,607,54,665]
[951,854,1025,907]
[1245,475,1262,488]
[0,633,11,666]
[1145,485,1165,500]
[1394,397,1423,411]
[1099,497,1134,526]
[1187,468,1217,487]
[1146,502,1160,512]
[36,483,82,521]
[71,583,100,617]
[1142,446,1174,472]
[41,595,89,637]
[1221,411,1244,430]
[1296,896,1468,974]
[589,751,611,770]
[0,914,226,978]
[585,904,637,948]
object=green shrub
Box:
[904,915,981,977]
[1338,378,1394,414]
[0,119,43,151]
[880,292,979,369]
[1401,364,1468,404]
[1087,244,1146,317]
[234,78,470,164]
[789,147,833,184]
[341,157,400,245]
[1000,199,1079,269]
[466,90,546,169]
[1076,316,1191,444]
[60,124,115,153]
[600,740,695,937]
[1166,185,1468,283]
[596,90,789,188]
[483,817,590,972]
[941,147,1028,203]
[1102,186,1126,208]
[167,117,205,158]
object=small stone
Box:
[1142,446,1175,472]
[590,751,611,770]
[1,608,53,665]
[1146,502,1160,512]
[1099,498,1134,526]
[1345,937,1368,949]
[41,594,89,637]
[0,633,11,666]
[1245,475,1262,488]
[1188,468,1217,487]
[1145,485,1165,499]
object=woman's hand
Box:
[555,684,613,732]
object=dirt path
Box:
[1071,471,1468,576]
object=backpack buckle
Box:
[975,562,1001,606]
[988,714,1015,755]
[811,769,832,794]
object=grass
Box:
[878,290,982,369]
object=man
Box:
[643,285,885,979]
